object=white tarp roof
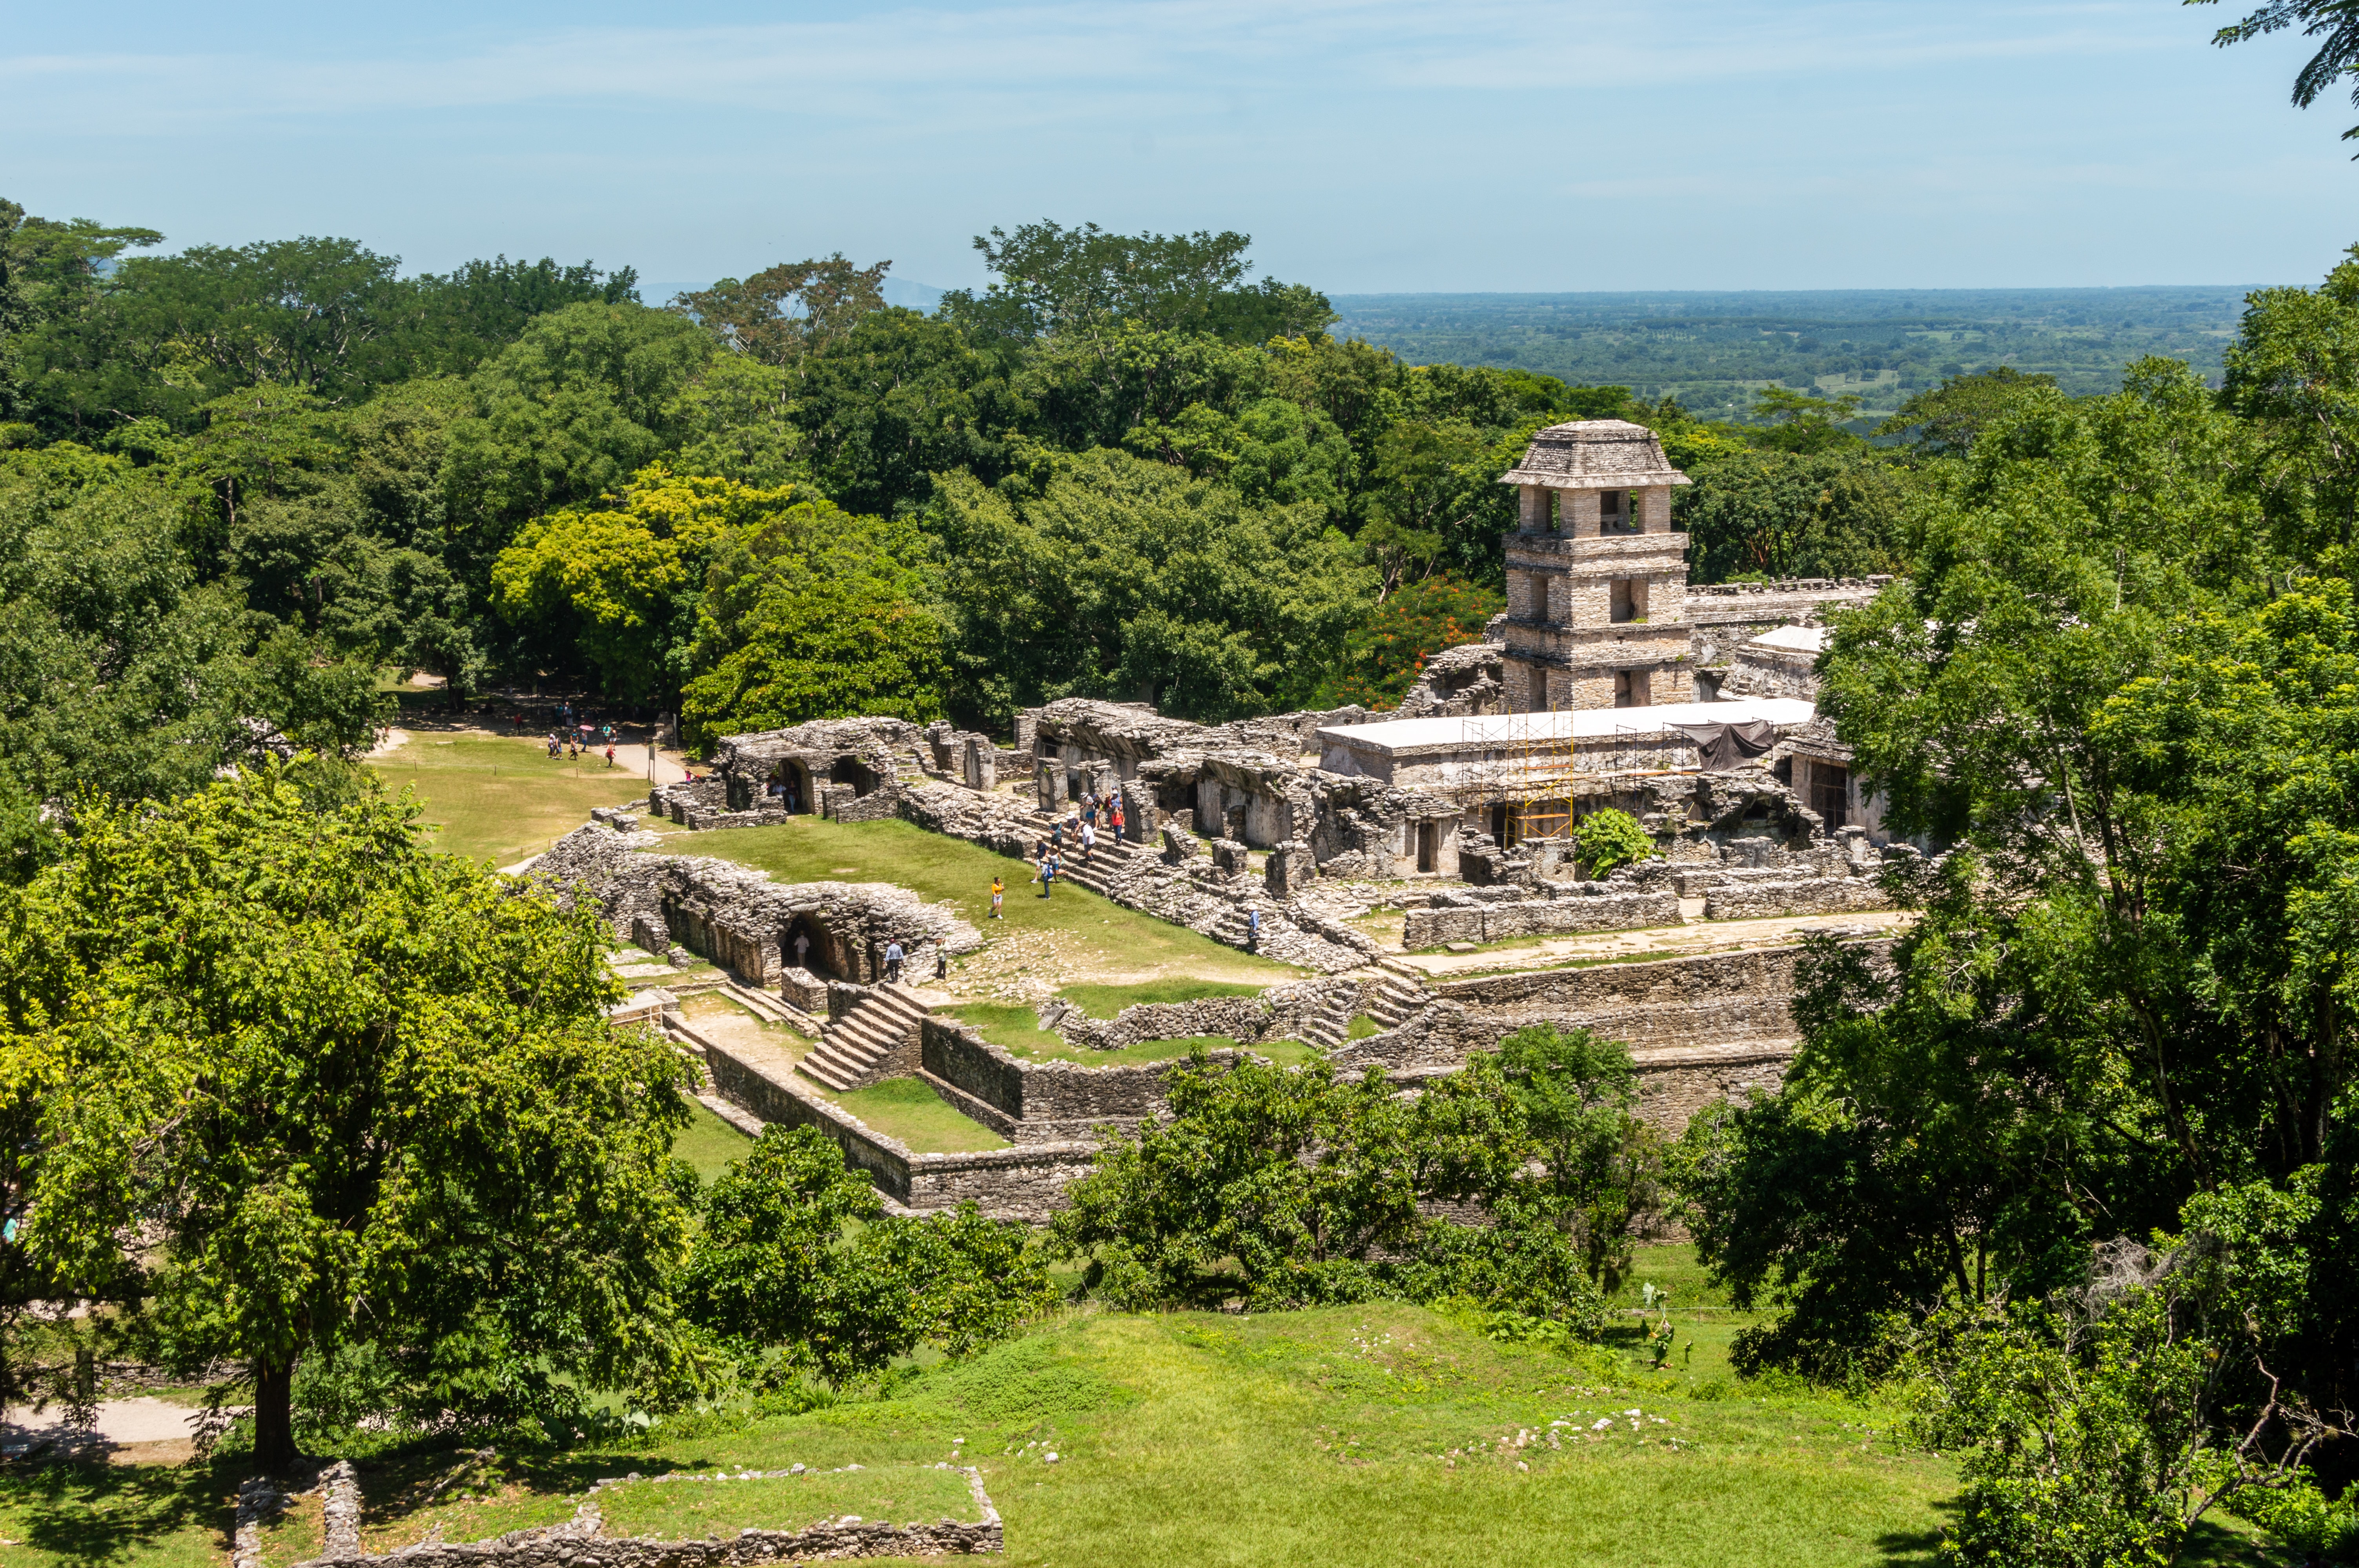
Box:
[1319,697,1818,755]
[1747,624,1829,653]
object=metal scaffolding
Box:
[1449,709,1578,846]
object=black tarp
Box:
[1665,719,1778,771]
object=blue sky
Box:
[3,0,2352,294]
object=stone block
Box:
[1404,907,1485,948]
[1210,838,1248,873]
[1264,840,1314,898]
[1161,826,1200,863]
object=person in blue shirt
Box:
[1246,906,1261,953]
[884,940,905,983]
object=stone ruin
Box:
[525,419,1927,1217]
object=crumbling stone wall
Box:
[536,826,980,986]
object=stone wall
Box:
[702,1028,1094,1220]
[290,1464,1002,1567]
[919,1017,1211,1143]
[536,826,980,988]
[1403,890,1682,948]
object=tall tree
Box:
[672,256,890,365]
[4,766,700,1465]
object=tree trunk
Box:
[252,1355,298,1470]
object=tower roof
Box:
[1497,418,1691,489]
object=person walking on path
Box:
[990,876,1005,919]
[884,939,905,984]
[1083,790,1098,830]
[604,742,617,769]
[794,931,812,971]
[1246,906,1261,954]
[1080,820,1097,864]
[1050,819,1065,855]
[1035,853,1058,898]
[1110,799,1125,844]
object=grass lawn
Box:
[368,732,651,866]
[818,1077,1009,1153]
[945,1003,1317,1069]
[672,1096,756,1184]
[669,820,1303,989]
[1057,979,1270,1018]
[0,1246,2265,1567]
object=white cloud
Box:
[0,0,2198,132]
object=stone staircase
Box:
[799,982,934,1093]
[1292,969,1432,1051]
[1024,811,1153,899]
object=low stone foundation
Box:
[290,1464,1001,1565]
[701,1028,1095,1219]
[1403,891,1682,948]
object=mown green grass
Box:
[943,1004,1316,1069]
[672,1096,756,1184]
[670,820,1302,985]
[819,1077,1009,1153]
[1057,979,1270,1018]
[368,733,650,867]
[0,1248,2264,1566]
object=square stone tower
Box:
[1495,419,1694,711]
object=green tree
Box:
[1747,385,1865,454]
[1676,447,1905,582]
[930,447,1373,725]
[681,1125,1050,1384]
[941,221,1331,347]
[1876,367,2059,456]
[1048,1050,1603,1328]
[3,766,700,1465]
[491,464,791,706]
[444,300,715,548]
[672,255,890,364]
[2221,243,2359,559]
[1494,1025,1666,1293]
[682,498,944,741]
[1904,1190,2343,1568]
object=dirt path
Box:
[1,1397,220,1457]
[1395,908,1914,979]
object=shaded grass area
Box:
[0,1249,2267,1566]
[368,733,650,867]
[671,820,1302,985]
[672,1096,756,1184]
[943,1004,1316,1068]
[817,1077,1009,1153]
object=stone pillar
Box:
[1562,489,1601,538]
[1519,484,1549,533]
[1641,484,1675,534]
[1264,841,1314,898]
[962,736,996,792]
[1035,757,1066,808]
[927,721,956,770]
[1013,712,1039,754]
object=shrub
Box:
[1573,808,1655,880]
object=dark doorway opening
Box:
[1416,820,1437,874]
[1811,763,1851,829]
[832,756,880,797]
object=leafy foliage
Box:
[1312,573,1501,710]
[0,766,700,1464]
[1571,809,1657,881]
[680,1126,1053,1385]
[1048,1048,1609,1333]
